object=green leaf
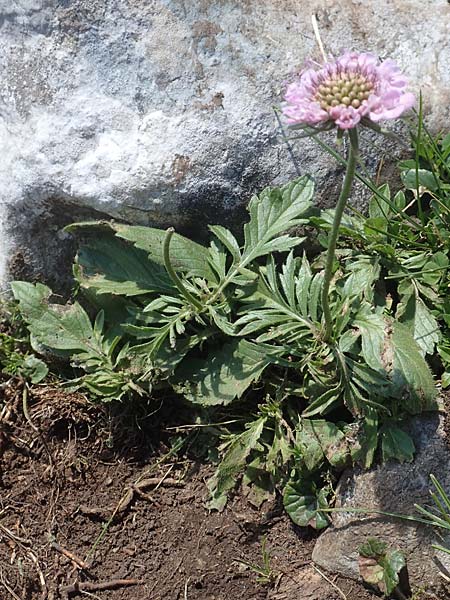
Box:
[388,322,437,413]
[243,454,275,508]
[209,225,241,262]
[283,477,330,530]
[115,224,216,281]
[364,217,388,238]
[401,168,440,192]
[368,184,391,220]
[74,236,173,296]
[11,282,97,355]
[235,253,315,346]
[266,420,293,471]
[359,538,387,558]
[297,419,350,471]
[442,132,450,153]
[342,257,380,300]
[393,190,406,211]
[11,282,139,401]
[297,254,313,317]
[302,384,341,418]
[442,371,450,389]
[21,355,48,384]
[353,306,386,372]
[397,293,439,356]
[379,424,415,463]
[128,330,214,378]
[172,339,280,405]
[354,311,437,412]
[359,538,406,596]
[296,420,324,471]
[242,176,313,262]
[67,221,216,282]
[208,416,267,510]
[350,409,379,468]
[205,178,313,306]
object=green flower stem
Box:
[321,128,359,342]
[163,228,203,310]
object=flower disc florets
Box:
[283,52,415,130]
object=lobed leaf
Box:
[11,282,97,355]
[208,416,267,510]
[171,339,281,406]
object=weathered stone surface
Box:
[1,0,449,287]
[312,414,450,593]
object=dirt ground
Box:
[0,381,393,600]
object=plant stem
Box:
[321,128,359,341]
[163,228,203,310]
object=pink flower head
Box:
[283,52,415,130]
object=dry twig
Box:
[60,578,141,598]
[51,541,89,570]
[313,565,347,600]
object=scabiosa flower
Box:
[283,52,415,130]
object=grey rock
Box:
[312,414,450,593]
[1,0,449,288]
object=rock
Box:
[312,413,450,593]
[269,565,344,599]
[1,0,449,287]
[269,565,377,600]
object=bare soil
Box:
[0,381,382,600]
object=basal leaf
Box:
[342,257,380,300]
[235,255,315,344]
[209,225,241,262]
[397,293,439,356]
[128,330,214,378]
[74,236,173,296]
[368,183,391,220]
[243,454,275,508]
[114,223,216,281]
[353,306,386,372]
[208,416,267,510]
[283,477,330,530]
[296,420,324,471]
[11,282,97,355]
[359,539,406,596]
[67,220,216,282]
[401,168,440,192]
[349,409,379,468]
[171,339,280,406]
[301,385,341,417]
[379,424,415,463]
[297,419,350,471]
[387,322,437,413]
[21,355,49,384]
[296,254,313,317]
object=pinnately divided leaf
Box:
[243,176,314,262]
[208,416,267,510]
